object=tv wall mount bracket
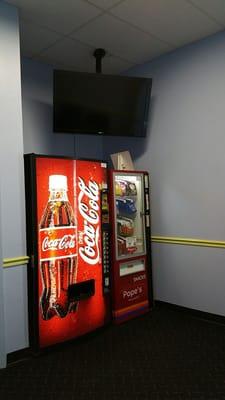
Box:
[93,48,106,74]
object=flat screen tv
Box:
[53,70,152,137]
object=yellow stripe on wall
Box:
[151,236,225,249]
[3,256,29,268]
[2,235,225,268]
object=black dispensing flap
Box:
[68,279,95,301]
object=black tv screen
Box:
[53,70,152,137]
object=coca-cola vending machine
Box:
[108,170,153,323]
[24,154,111,351]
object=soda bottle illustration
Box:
[39,175,77,320]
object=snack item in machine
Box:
[117,217,134,237]
[115,179,137,196]
[116,198,137,219]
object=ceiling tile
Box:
[36,37,103,73]
[110,0,222,47]
[189,0,225,26]
[98,55,134,74]
[71,14,172,64]
[5,0,224,74]
[19,20,62,58]
[87,0,123,10]
[5,0,102,34]
[36,36,133,74]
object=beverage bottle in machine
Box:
[39,175,77,320]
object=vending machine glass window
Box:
[113,173,146,260]
[109,169,152,324]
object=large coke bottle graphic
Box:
[39,175,77,320]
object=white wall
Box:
[0,2,27,360]
[104,31,225,315]
[0,180,5,368]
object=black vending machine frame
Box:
[143,172,154,308]
[24,153,40,353]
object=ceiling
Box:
[4,0,225,74]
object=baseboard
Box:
[155,300,225,325]
[7,347,32,366]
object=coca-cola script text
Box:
[78,177,100,265]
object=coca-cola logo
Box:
[42,234,76,252]
[78,177,100,265]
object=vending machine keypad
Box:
[102,230,110,292]
[101,189,111,293]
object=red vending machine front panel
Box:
[75,160,109,339]
[109,170,152,323]
[26,155,110,350]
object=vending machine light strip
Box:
[114,300,149,316]
[113,301,149,322]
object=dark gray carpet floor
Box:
[1,303,225,399]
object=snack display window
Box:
[114,173,146,260]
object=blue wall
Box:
[103,30,225,315]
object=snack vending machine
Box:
[24,154,111,351]
[108,170,153,323]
